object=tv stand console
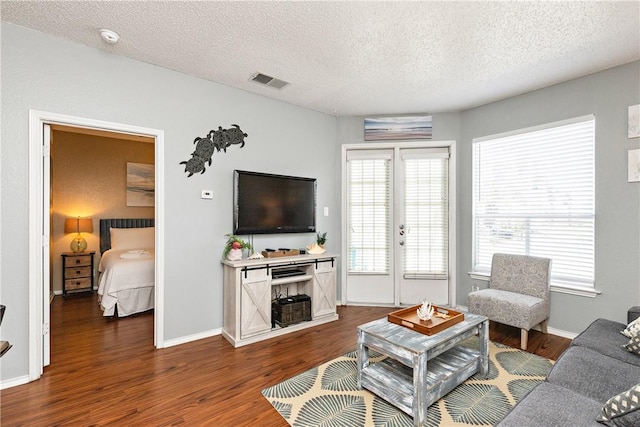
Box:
[221,253,339,347]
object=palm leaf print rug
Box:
[262,339,553,426]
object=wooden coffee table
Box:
[356,312,489,426]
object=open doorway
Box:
[49,125,155,363]
[49,125,154,300]
[28,110,165,382]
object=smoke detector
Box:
[251,72,289,89]
[99,29,120,44]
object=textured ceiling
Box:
[2,1,639,116]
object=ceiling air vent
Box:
[251,72,289,89]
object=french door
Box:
[342,142,455,307]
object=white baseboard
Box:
[162,327,222,348]
[546,326,577,340]
[0,375,30,390]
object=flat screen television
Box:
[233,170,317,235]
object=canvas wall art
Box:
[364,116,433,141]
[126,162,155,206]
[628,149,640,183]
[629,104,640,138]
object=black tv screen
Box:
[233,170,317,234]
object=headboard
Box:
[99,218,154,254]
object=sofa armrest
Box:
[628,306,640,323]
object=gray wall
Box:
[1,23,338,382]
[459,61,640,332]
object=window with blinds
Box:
[403,152,449,279]
[346,153,390,274]
[472,116,595,288]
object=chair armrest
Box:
[628,306,640,323]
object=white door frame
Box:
[28,110,166,381]
[340,140,457,307]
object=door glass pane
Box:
[403,157,448,277]
[347,159,390,273]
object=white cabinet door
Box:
[312,261,336,318]
[240,269,271,338]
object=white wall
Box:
[1,23,338,382]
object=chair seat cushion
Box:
[468,289,548,330]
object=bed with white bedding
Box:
[97,219,155,317]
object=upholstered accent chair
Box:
[468,253,552,350]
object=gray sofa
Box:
[498,307,640,427]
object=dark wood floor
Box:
[1,294,571,426]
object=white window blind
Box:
[403,151,449,278]
[347,152,391,274]
[472,116,595,288]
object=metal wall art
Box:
[180,124,248,177]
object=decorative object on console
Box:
[416,299,434,321]
[316,231,326,246]
[64,216,93,253]
[262,249,301,258]
[306,243,325,254]
[222,234,253,260]
[247,251,264,259]
[364,115,432,141]
[180,124,248,177]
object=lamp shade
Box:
[65,217,93,253]
[64,217,93,234]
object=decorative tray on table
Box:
[388,304,465,335]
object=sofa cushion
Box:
[497,382,602,427]
[572,319,640,367]
[596,383,640,426]
[547,346,640,403]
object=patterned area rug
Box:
[261,339,553,427]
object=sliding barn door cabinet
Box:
[221,253,339,347]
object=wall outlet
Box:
[201,190,213,199]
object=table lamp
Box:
[64,217,93,253]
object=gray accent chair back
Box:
[468,253,552,350]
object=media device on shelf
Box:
[233,170,317,235]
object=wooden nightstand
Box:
[62,251,95,296]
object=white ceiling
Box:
[2,1,639,116]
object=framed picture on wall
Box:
[629,104,640,139]
[628,149,640,183]
[364,116,433,141]
[126,162,155,206]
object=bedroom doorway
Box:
[28,110,165,382]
